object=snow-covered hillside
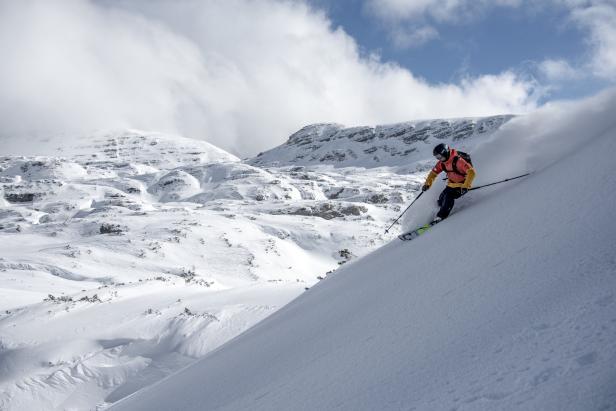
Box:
[111,91,616,411]
[249,115,512,168]
[2,120,489,410]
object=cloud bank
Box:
[567,0,616,80]
[0,0,540,157]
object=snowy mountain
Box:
[249,115,513,168]
[109,91,616,411]
[4,92,615,411]
[1,119,490,410]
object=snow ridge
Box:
[249,115,513,168]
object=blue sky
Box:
[309,0,612,101]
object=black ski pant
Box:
[437,186,466,219]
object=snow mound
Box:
[67,129,239,170]
[148,170,202,202]
[184,162,287,203]
[112,90,616,411]
[1,159,88,181]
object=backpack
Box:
[443,151,472,176]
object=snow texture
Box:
[111,89,616,411]
[1,125,446,409]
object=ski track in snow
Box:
[0,121,496,410]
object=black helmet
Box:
[433,143,450,161]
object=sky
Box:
[313,0,609,99]
[0,0,614,157]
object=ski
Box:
[398,220,441,241]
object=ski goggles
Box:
[434,153,446,161]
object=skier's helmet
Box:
[433,143,450,161]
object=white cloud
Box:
[0,0,539,157]
[538,59,581,81]
[365,0,523,23]
[390,25,439,48]
[566,1,616,80]
[0,0,210,148]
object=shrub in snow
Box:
[4,192,39,203]
[99,223,124,234]
[144,308,162,316]
[179,267,196,283]
[44,294,73,303]
[367,193,388,204]
[337,249,354,265]
[181,307,219,321]
[79,294,101,303]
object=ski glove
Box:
[462,168,476,189]
[424,170,437,189]
[422,185,430,191]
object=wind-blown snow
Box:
[111,89,616,411]
[403,89,616,232]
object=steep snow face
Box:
[248,116,512,168]
[111,92,616,411]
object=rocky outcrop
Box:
[249,115,514,168]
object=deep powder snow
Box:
[112,90,616,411]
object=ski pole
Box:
[385,191,423,233]
[469,172,531,191]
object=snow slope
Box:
[1,129,427,409]
[112,91,616,411]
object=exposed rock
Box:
[367,194,388,204]
[248,115,513,168]
[280,202,368,220]
[100,223,125,234]
[4,193,39,203]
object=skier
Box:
[422,143,476,222]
